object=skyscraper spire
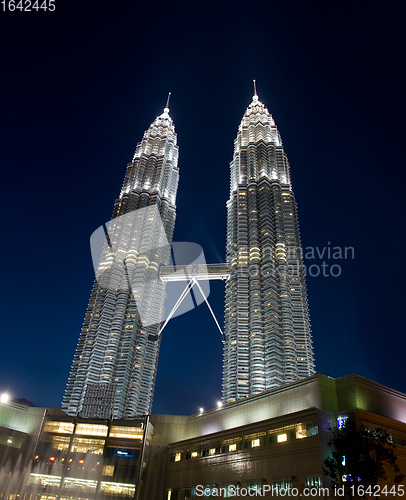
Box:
[165,92,171,111]
[253,79,257,97]
[222,90,315,403]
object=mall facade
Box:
[1,373,406,499]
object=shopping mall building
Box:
[1,374,406,499]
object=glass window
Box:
[28,474,62,487]
[305,477,322,487]
[277,433,287,443]
[252,439,260,447]
[244,431,266,440]
[269,422,319,442]
[183,488,196,499]
[43,422,74,434]
[200,486,215,498]
[229,444,237,452]
[274,480,292,492]
[71,438,105,454]
[222,437,242,445]
[41,434,71,452]
[75,424,108,437]
[0,435,23,449]
[296,427,307,439]
[174,452,181,462]
[223,485,237,498]
[99,481,136,497]
[62,477,97,493]
[102,465,115,477]
[109,426,143,439]
[247,483,263,495]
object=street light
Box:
[0,393,10,404]
[217,401,223,408]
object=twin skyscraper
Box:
[62,88,315,419]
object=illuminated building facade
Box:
[223,89,315,402]
[26,413,151,499]
[62,103,179,419]
[142,374,406,499]
[2,374,406,499]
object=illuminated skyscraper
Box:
[222,87,315,402]
[62,102,179,418]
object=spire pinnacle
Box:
[252,80,259,102]
[164,92,171,113]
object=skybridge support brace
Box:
[158,264,230,341]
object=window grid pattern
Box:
[170,421,318,461]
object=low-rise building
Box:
[141,374,406,499]
[1,374,406,500]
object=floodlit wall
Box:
[0,403,46,499]
[143,374,406,500]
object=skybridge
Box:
[158,263,230,339]
[159,263,230,282]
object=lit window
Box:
[71,438,105,454]
[102,465,115,477]
[75,424,108,437]
[174,452,181,462]
[191,451,198,458]
[305,477,322,487]
[99,481,135,496]
[109,426,143,439]
[28,474,62,488]
[209,448,216,455]
[0,435,23,449]
[43,421,74,434]
[247,483,263,495]
[277,434,287,443]
[296,428,306,439]
[42,434,70,452]
[252,439,260,447]
[274,479,292,491]
[62,477,97,493]
[229,444,237,452]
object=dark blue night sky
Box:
[1,0,405,415]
